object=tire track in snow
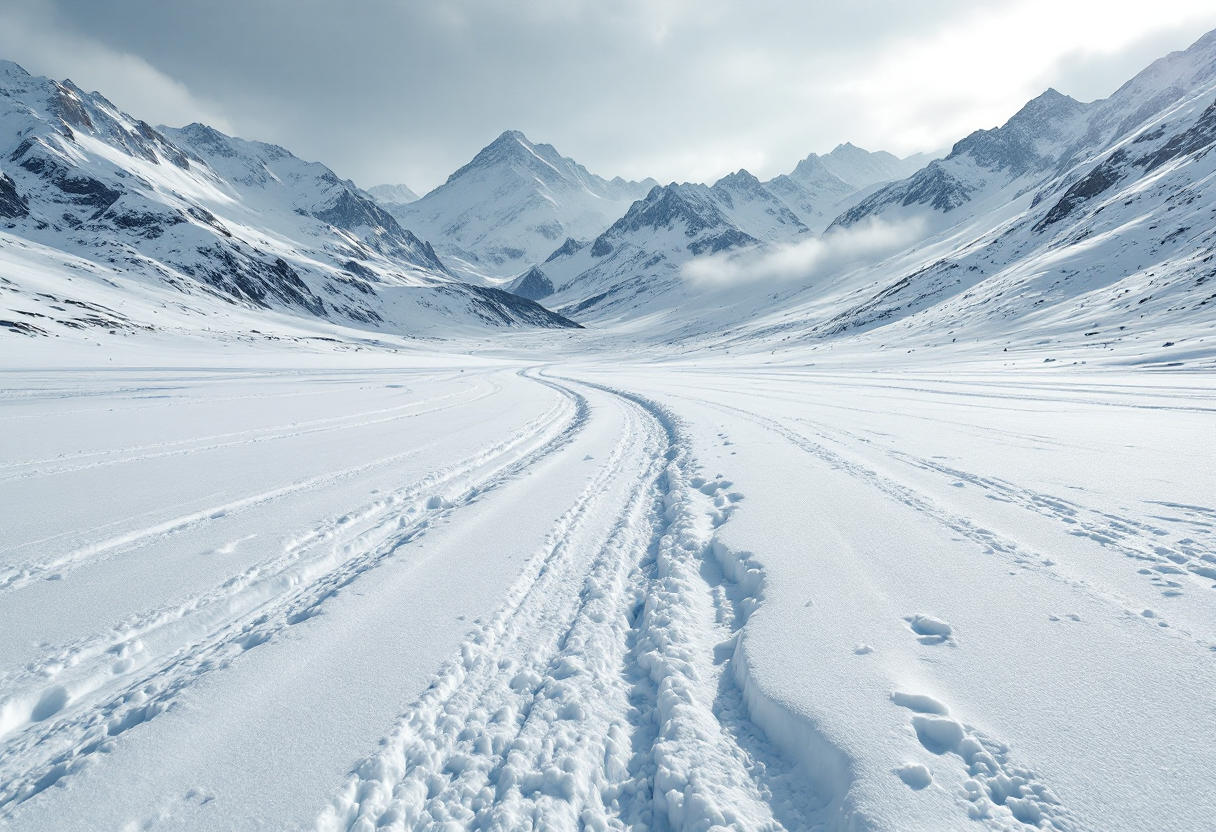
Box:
[0,382,512,587]
[858,440,1216,598]
[320,376,848,832]
[771,413,1216,636]
[0,375,590,811]
[0,378,495,483]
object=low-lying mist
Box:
[681,216,927,287]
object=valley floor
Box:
[1,348,1213,831]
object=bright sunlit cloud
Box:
[832,0,1216,156]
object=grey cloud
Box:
[11,1,1216,193]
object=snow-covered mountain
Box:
[383,130,657,281]
[817,142,936,188]
[499,26,1216,367]
[668,29,1216,364]
[0,61,576,343]
[508,145,935,317]
[367,183,419,205]
[545,182,763,318]
[833,30,1216,235]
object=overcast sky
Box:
[3,1,1216,194]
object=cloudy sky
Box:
[3,0,1216,194]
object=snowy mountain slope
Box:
[511,163,846,312]
[506,265,555,301]
[759,144,938,233]
[811,80,1216,357]
[526,181,767,318]
[522,28,1216,363]
[763,154,860,233]
[831,89,1094,233]
[817,141,936,189]
[834,31,1216,235]
[0,61,576,339]
[509,145,937,315]
[384,130,657,281]
[367,182,418,205]
[711,37,1216,363]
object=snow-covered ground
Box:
[1,335,1212,832]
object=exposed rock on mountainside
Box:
[0,61,578,336]
[382,130,657,280]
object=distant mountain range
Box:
[371,131,657,282]
[4,27,1216,360]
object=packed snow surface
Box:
[1,333,1213,832]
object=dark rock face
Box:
[545,237,587,262]
[1035,150,1129,230]
[102,205,186,239]
[1140,96,1216,171]
[0,173,28,219]
[311,190,390,230]
[310,190,447,272]
[1037,96,1216,231]
[188,245,327,315]
[510,266,555,300]
[593,185,758,254]
[18,152,123,219]
[442,283,581,328]
[952,89,1088,175]
[688,229,758,256]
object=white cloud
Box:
[682,217,928,287]
[829,0,1216,156]
[0,0,232,132]
[6,1,1216,191]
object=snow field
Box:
[1,360,1212,831]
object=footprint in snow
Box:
[905,614,953,644]
[890,688,1065,825]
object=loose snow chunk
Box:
[912,715,966,754]
[895,762,933,790]
[891,691,949,715]
[906,614,953,640]
[425,495,453,510]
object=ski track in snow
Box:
[0,373,587,810]
[0,381,503,586]
[319,377,839,832]
[684,390,1216,648]
[0,378,497,483]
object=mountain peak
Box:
[0,59,32,82]
[367,183,419,205]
